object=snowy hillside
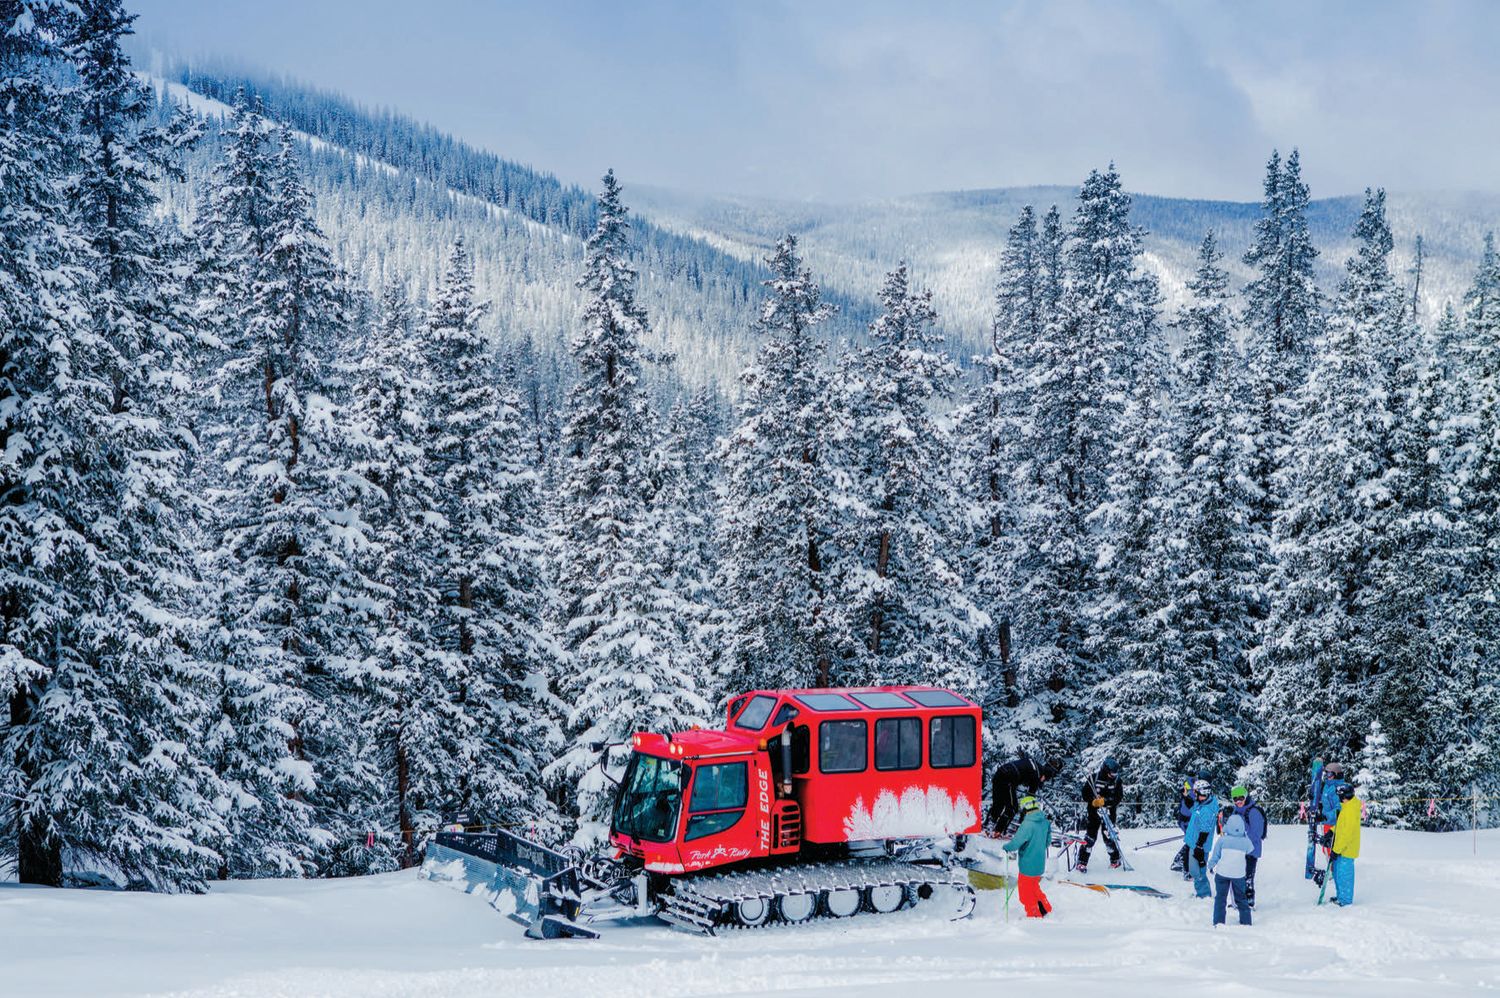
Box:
[5,827,1496,997]
[632,183,1500,351]
[142,66,868,390]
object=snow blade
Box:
[421,830,599,940]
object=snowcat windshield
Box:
[613,753,686,843]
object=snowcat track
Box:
[660,859,976,935]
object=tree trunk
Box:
[395,693,414,869]
[10,685,61,887]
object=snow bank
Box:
[2,827,1497,997]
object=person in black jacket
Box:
[986,753,1062,837]
[1172,777,1195,879]
[1075,757,1124,872]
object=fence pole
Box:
[1475,789,1480,856]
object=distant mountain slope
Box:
[149,65,873,390]
[632,183,1500,352]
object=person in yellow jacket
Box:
[1330,782,1361,906]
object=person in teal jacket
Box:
[1183,779,1219,899]
[1002,796,1052,917]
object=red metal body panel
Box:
[610,686,981,875]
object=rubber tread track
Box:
[659,859,976,935]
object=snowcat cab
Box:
[422,686,983,938]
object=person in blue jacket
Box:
[1207,812,1254,926]
[1230,785,1267,908]
[1184,779,1218,899]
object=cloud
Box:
[128,0,1500,202]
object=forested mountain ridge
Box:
[146,63,880,391]
[632,183,1500,351]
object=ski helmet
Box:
[1193,778,1212,798]
[1019,795,1041,813]
[1336,782,1355,801]
[1324,762,1345,778]
[1230,785,1248,801]
[1042,758,1064,779]
[1102,756,1120,774]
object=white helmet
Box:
[1193,778,1213,798]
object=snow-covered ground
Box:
[3,826,1497,997]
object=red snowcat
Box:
[422,685,983,937]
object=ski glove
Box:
[1193,847,1206,867]
[1092,797,1105,809]
[1321,829,1334,848]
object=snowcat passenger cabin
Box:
[608,686,983,876]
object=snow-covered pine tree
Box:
[2,0,95,886]
[199,117,367,877]
[1451,236,1500,809]
[1361,293,1470,816]
[1241,150,1321,616]
[654,388,724,700]
[3,0,230,890]
[1355,719,1406,829]
[547,173,706,839]
[1085,275,1184,800]
[342,282,444,868]
[1253,191,1397,799]
[1014,166,1154,746]
[1167,233,1259,787]
[716,235,844,690]
[828,265,984,691]
[422,239,559,836]
[960,205,1053,717]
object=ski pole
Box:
[1133,835,1182,851]
[1003,851,1014,922]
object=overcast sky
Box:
[128,0,1500,203]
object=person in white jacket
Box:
[1207,813,1253,926]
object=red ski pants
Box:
[1017,873,1051,918]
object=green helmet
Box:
[1231,785,1248,801]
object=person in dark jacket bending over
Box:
[986,752,1063,837]
[1075,756,1124,872]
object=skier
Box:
[1074,757,1124,872]
[1172,777,1196,878]
[1002,795,1053,918]
[1312,762,1348,887]
[986,753,1063,837]
[1207,812,1253,926]
[1330,782,1362,906]
[1230,785,1267,908]
[1184,779,1218,899]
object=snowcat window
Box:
[733,695,776,731]
[685,762,748,841]
[853,692,914,710]
[818,720,867,774]
[773,703,797,727]
[689,762,748,812]
[875,717,922,771]
[795,693,858,712]
[612,754,686,843]
[929,715,977,769]
[686,811,743,840]
[906,690,969,708]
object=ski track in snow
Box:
[2,827,1497,997]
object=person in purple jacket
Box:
[1230,785,1267,908]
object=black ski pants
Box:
[1076,805,1121,866]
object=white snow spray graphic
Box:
[842,787,977,840]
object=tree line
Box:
[4,1,1498,892]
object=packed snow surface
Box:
[3,827,1497,997]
